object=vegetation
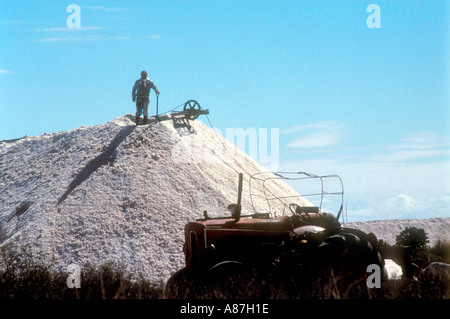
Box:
[428,239,450,264]
[393,226,449,267]
[0,242,164,299]
[396,226,429,248]
[0,226,448,299]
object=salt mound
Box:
[0,114,307,281]
[345,217,450,246]
[2,114,447,282]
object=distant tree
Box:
[428,240,450,264]
[395,226,429,249]
[396,227,431,269]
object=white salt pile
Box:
[0,114,305,281]
[1,114,448,282]
[345,217,450,246]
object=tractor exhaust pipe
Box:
[237,173,243,206]
[231,173,243,220]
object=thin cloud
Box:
[143,35,162,40]
[35,26,105,42]
[83,6,126,12]
[285,122,346,149]
[0,69,14,74]
[37,35,102,42]
[36,26,104,32]
[368,149,448,162]
[37,34,162,43]
[0,20,23,24]
[278,129,450,221]
[349,194,427,221]
[286,131,343,148]
[369,131,450,162]
[279,157,450,221]
[392,131,448,150]
[282,122,331,134]
[110,35,162,40]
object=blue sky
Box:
[1,0,448,221]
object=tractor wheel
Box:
[164,268,211,299]
[207,261,262,299]
[163,268,189,299]
[312,231,385,298]
[164,263,261,299]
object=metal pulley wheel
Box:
[183,100,201,120]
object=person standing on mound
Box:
[132,70,160,125]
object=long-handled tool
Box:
[156,93,160,122]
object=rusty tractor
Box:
[164,172,386,298]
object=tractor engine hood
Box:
[293,225,325,236]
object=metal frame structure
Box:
[249,171,344,220]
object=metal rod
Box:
[237,173,243,205]
[156,94,159,116]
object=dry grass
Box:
[163,267,449,299]
[1,242,447,299]
[0,243,164,299]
